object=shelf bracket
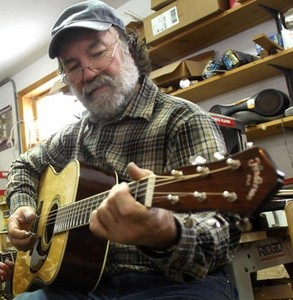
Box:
[268,64,293,103]
[259,5,293,104]
[258,4,285,34]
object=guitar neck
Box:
[54,192,109,233]
[45,147,283,235]
[52,176,156,234]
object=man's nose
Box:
[82,65,100,82]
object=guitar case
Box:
[209,89,291,118]
[230,111,286,125]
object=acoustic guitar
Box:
[13,147,284,295]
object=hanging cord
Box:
[0,78,21,154]
[280,117,293,169]
[6,120,24,159]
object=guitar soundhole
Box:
[29,201,59,273]
[45,202,58,244]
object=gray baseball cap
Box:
[49,0,125,58]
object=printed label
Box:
[151,6,179,36]
[257,242,285,261]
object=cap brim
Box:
[49,20,112,58]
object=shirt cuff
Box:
[137,216,182,258]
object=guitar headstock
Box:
[151,147,284,217]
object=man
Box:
[6,1,240,299]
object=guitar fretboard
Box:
[53,176,155,234]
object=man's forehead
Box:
[58,28,117,58]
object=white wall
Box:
[0,55,58,172]
[0,3,292,179]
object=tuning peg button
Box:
[167,194,180,204]
[189,155,206,165]
[193,191,207,202]
[226,158,241,170]
[171,169,183,177]
[223,191,237,202]
[196,166,210,177]
[214,151,226,161]
[246,142,254,149]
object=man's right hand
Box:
[8,206,36,251]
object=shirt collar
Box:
[122,76,158,121]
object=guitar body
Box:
[13,160,117,295]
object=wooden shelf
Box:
[245,116,293,139]
[148,0,293,67]
[240,230,267,243]
[147,0,293,142]
[169,48,293,102]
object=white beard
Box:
[72,53,139,121]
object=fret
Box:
[54,191,108,233]
[53,176,155,234]
[69,202,75,228]
[81,198,87,224]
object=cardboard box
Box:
[144,0,229,45]
[254,33,283,55]
[151,0,176,11]
[150,51,214,87]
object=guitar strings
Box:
[34,164,235,231]
[35,174,189,230]
[37,176,172,229]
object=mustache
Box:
[82,75,116,97]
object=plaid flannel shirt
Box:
[6,76,240,282]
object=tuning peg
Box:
[226,158,241,170]
[196,166,210,176]
[246,142,254,149]
[167,194,180,204]
[213,151,226,161]
[189,155,206,165]
[223,191,237,202]
[170,169,183,177]
[193,191,207,202]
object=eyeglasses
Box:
[62,40,119,85]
